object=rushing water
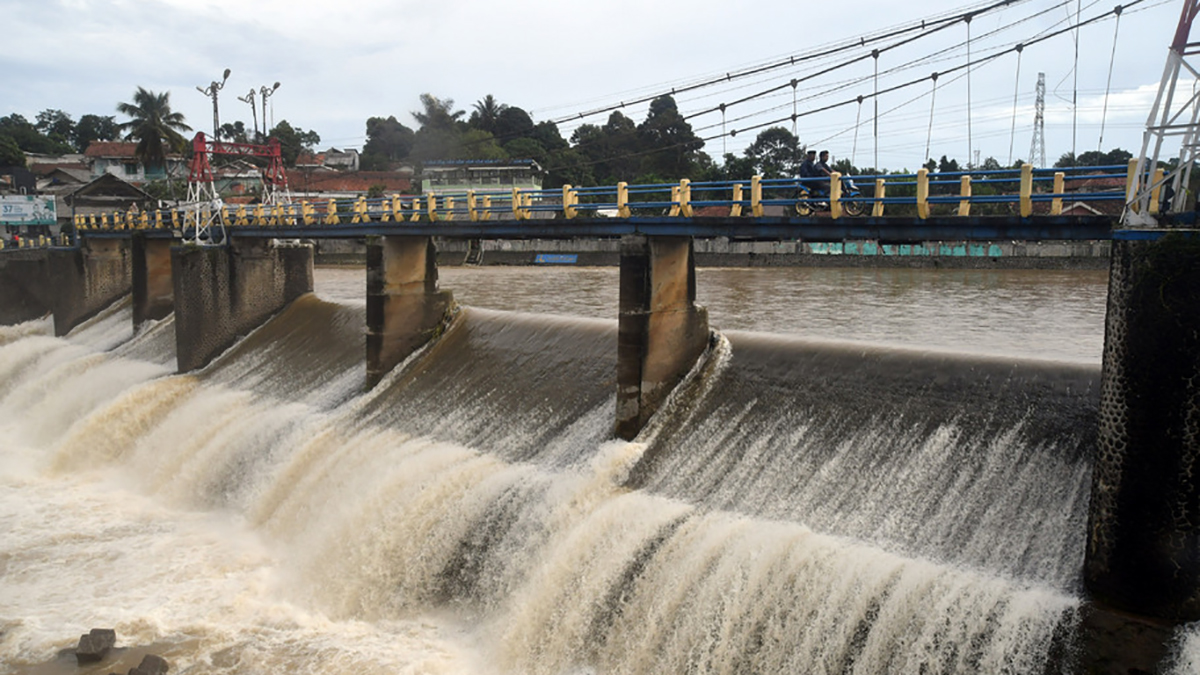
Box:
[3,263,1194,674]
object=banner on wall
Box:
[0,195,57,226]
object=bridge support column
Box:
[366,236,456,388]
[132,235,174,329]
[615,235,710,440]
[47,239,132,336]
[1082,230,1200,668]
[171,239,313,373]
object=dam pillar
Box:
[132,235,175,329]
[365,236,456,388]
[172,238,313,373]
[1087,230,1200,623]
[47,238,132,336]
[615,235,710,440]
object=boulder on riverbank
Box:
[75,628,115,664]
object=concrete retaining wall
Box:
[0,241,131,335]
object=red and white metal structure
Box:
[184,132,291,243]
[1125,0,1200,225]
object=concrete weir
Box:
[132,235,175,329]
[365,236,456,388]
[0,240,131,335]
[171,239,313,373]
[615,235,711,440]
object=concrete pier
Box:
[172,239,313,373]
[1087,231,1200,619]
[132,235,175,329]
[365,236,456,388]
[615,235,711,440]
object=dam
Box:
[0,236,1198,673]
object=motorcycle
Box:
[794,176,865,216]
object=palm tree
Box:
[471,94,506,135]
[411,94,464,132]
[116,87,192,170]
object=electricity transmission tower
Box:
[1029,73,1047,168]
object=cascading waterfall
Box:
[1,271,1194,674]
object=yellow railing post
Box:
[251,204,264,226]
[617,182,630,218]
[872,178,887,217]
[391,195,403,222]
[1020,163,1033,218]
[751,175,763,217]
[444,196,456,221]
[324,199,339,225]
[958,175,972,217]
[916,168,930,219]
[1125,158,1140,213]
[480,195,493,221]
[410,197,422,222]
[1150,167,1165,215]
[678,179,693,217]
[427,192,438,221]
[467,191,477,221]
[562,185,578,219]
[154,210,164,229]
[351,197,366,224]
[668,185,681,217]
[829,172,843,219]
[1051,172,1065,215]
[731,183,743,217]
[139,211,150,229]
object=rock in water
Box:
[75,628,116,664]
[129,653,169,675]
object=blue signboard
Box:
[534,254,577,264]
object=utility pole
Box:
[196,68,232,140]
[1029,72,1047,168]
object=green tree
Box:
[493,106,535,142]
[1055,148,1132,168]
[73,114,119,153]
[36,109,75,147]
[268,120,320,166]
[744,127,802,178]
[361,115,415,170]
[218,121,249,143]
[0,134,25,167]
[0,114,73,154]
[116,87,192,169]
[636,95,704,179]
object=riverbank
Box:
[313,237,1111,269]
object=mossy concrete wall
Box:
[1087,231,1200,621]
[365,236,456,388]
[172,239,313,373]
[615,235,711,440]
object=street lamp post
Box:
[260,82,281,135]
[196,68,232,140]
[237,88,258,141]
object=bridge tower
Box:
[1124,0,1200,225]
[1029,73,1046,168]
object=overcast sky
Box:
[1,0,1191,171]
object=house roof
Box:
[84,142,139,159]
[287,170,412,194]
[64,173,153,207]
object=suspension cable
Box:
[1008,44,1025,165]
[966,14,974,168]
[926,72,940,163]
[1098,4,1123,151]
[852,96,864,166]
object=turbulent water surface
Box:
[3,263,1196,674]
